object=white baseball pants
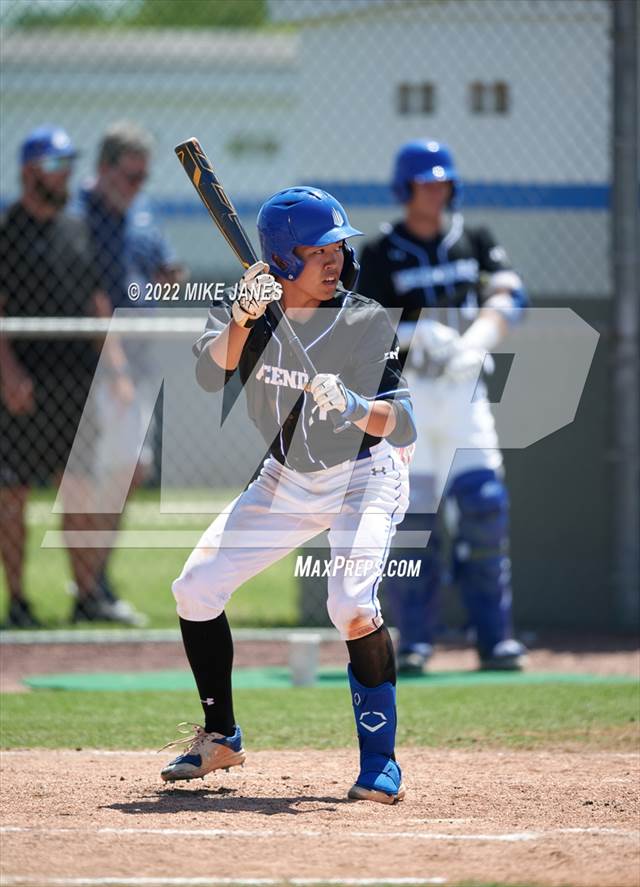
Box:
[172,441,409,640]
[406,372,503,510]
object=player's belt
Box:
[271,446,372,473]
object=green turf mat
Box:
[23,667,637,692]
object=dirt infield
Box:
[2,635,638,885]
[1,747,638,887]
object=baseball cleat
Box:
[2,598,42,630]
[397,643,433,676]
[348,782,406,805]
[160,723,245,782]
[95,573,150,627]
[479,638,528,671]
[69,581,149,628]
[348,755,406,805]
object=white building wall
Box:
[292,0,609,182]
[289,0,610,297]
[0,31,298,200]
[0,4,611,297]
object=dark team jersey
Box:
[193,286,415,473]
[358,213,525,331]
[0,202,99,379]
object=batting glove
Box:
[308,374,369,421]
[442,345,487,384]
[410,319,459,368]
[232,261,282,328]
[442,315,502,383]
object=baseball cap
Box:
[20,125,78,167]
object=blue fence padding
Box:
[154,181,612,217]
[0,182,614,217]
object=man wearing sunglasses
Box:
[72,122,183,625]
[0,126,105,627]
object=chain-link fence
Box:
[0,0,637,632]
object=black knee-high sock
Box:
[346,624,396,688]
[179,613,235,736]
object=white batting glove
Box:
[308,373,348,414]
[231,261,282,328]
[309,374,370,421]
[442,315,502,383]
[442,345,487,384]
[416,319,459,364]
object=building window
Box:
[494,81,510,113]
[397,82,436,115]
[470,81,485,113]
[469,81,511,114]
[421,83,435,113]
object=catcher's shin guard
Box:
[450,469,513,657]
[347,666,405,804]
[386,511,440,660]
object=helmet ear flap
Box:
[392,180,410,204]
[340,243,360,290]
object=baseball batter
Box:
[358,140,528,673]
[161,187,416,805]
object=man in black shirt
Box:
[161,187,415,805]
[359,139,528,673]
[0,127,103,627]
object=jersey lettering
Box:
[391,258,479,295]
[256,362,309,391]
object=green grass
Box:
[0,487,301,628]
[1,682,637,751]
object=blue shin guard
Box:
[347,666,405,804]
[450,469,513,658]
[386,512,441,655]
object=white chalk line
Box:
[0,878,448,887]
[0,825,636,842]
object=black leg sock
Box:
[179,613,235,736]
[346,624,397,688]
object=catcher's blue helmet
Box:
[392,139,461,208]
[257,186,363,287]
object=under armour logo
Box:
[201,697,215,706]
[359,711,387,733]
[371,466,387,476]
[331,207,344,226]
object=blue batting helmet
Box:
[392,139,461,208]
[257,186,363,287]
[20,125,77,167]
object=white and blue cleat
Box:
[160,723,245,782]
[479,638,528,671]
[348,753,406,805]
